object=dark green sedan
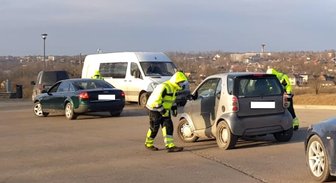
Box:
[33,78,125,120]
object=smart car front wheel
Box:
[307,135,332,182]
[177,118,198,143]
[216,121,237,150]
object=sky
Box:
[1,0,335,56]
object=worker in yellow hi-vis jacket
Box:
[144,71,188,152]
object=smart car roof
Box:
[206,72,267,79]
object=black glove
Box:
[172,109,177,117]
[159,109,167,116]
[171,105,178,117]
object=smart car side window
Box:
[227,77,233,95]
[215,79,222,97]
[196,78,220,99]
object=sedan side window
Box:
[57,82,70,92]
[49,83,61,93]
[196,78,220,99]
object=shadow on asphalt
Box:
[32,103,148,120]
[179,127,309,151]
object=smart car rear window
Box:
[233,75,283,97]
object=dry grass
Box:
[294,94,336,105]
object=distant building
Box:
[299,74,309,84]
[230,52,271,63]
[320,81,335,87]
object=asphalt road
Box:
[0,100,336,183]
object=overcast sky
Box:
[1,0,335,56]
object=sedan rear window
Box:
[72,80,114,90]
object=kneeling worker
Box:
[144,71,188,152]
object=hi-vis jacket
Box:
[267,68,292,94]
[91,70,104,80]
[146,72,187,116]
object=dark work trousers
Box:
[148,110,174,139]
[287,96,296,119]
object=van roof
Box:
[85,52,171,62]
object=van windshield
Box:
[140,62,177,77]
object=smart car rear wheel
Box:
[33,102,49,117]
[307,135,332,182]
[110,111,122,117]
[65,102,77,120]
[216,121,237,150]
[273,127,293,142]
[177,118,198,143]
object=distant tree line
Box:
[0,50,335,98]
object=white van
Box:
[82,52,183,106]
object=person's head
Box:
[266,68,277,75]
[94,70,101,76]
[169,71,188,90]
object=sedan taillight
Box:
[121,91,125,97]
[79,92,89,100]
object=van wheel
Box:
[65,102,77,120]
[177,118,198,143]
[139,92,148,107]
[216,121,237,150]
[273,127,293,142]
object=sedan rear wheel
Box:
[307,135,332,182]
[177,118,198,143]
[65,102,77,120]
[33,102,49,117]
[216,121,237,150]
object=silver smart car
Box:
[177,72,293,150]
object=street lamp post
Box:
[41,33,48,69]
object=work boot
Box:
[293,125,299,131]
[145,145,159,151]
[293,117,299,131]
[167,146,183,153]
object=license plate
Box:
[250,101,275,109]
[98,94,115,100]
